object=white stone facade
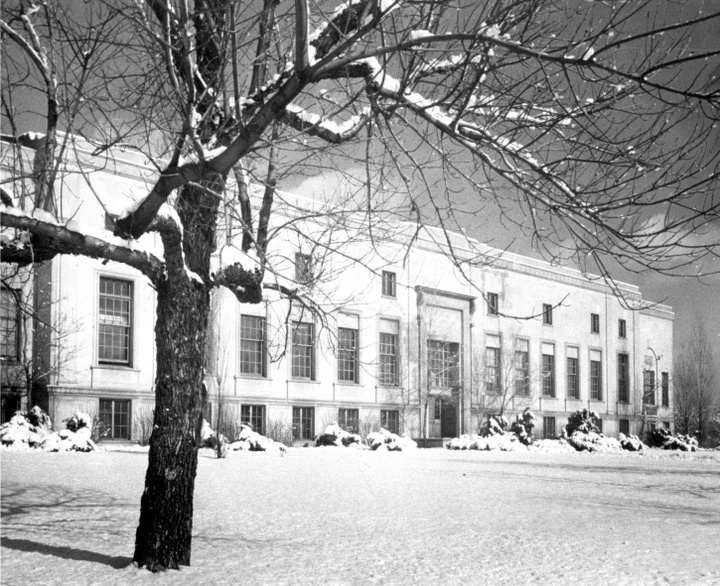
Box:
[1,140,674,441]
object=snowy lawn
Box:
[2,447,719,586]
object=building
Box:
[0,138,675,442]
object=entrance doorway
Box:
[439,396,457,438]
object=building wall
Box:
[1,139,674,441]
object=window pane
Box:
[292,406,314,440]
[567,356,579,399]
[241,404,266,435]
[240,315,266,376]
[98,278,132,365]
[381,410,399,434]
[292,322,314,379]
[428,340,459,388]
[1,287,19,359]
[338,327,358,382]
[379,331,398,386]
[382,271,396,297]
[542,353,555,397]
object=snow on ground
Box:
[2,447,719,586]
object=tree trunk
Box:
[133,275,209,571]
[133,176,220,571]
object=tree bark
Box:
[133,274,209,571]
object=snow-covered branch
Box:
[282,105,371,143]
[1,205,165,282]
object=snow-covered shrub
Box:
[0,407,53,448]
[230,423,287,453]
[64,411,93,432]
[315,422,364,448]
[618,433,646,452]
[565,409,600,436]
[366,428,417,451]
[567,430,621,452]
[509,408,536,445]
[648,427,698,451]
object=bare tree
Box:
[473,335,536,433]
[2,0,719,571]
[1,264,80,415]
[674,320,719,444]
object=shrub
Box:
[510,409,536,445]
[565,409,600,436]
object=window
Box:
[294,252,314,285]
[291,321,315,380]
[567,347,579,399]
[543,416,556,439]
[428,340,460,388]
[619,419,630,436]
[338,327,359,383]
[617,353,629,403]
[338,408,359,434]
[98,277,133,365]
[1,391,22,424]
[542,303,553,325]
[379,319,399,386]
[292,406,314,440]
[1,286,19,359]
[661,372,669,407]
[99,399,131,439]
[595,418,603,433]
[590,350,602,401]
[619,319,627,339]
[485,335,501,394]
[541,343,555,397]
[514,339,530,396]
[591,313,600,334]
[486,292,499,316]
[381,271,396,297]
[663,420,670,430]
[240,404,265,436]
[381,410,399,434]
[239,315,266,376]
[643,370,656,405]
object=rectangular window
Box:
[379,319,399,386]
[239,315,266,376]
[292,406,314,441]
[541,343,555,397]
[663,420,670,430]
[591,313,600,334]
[381,410,399,434]
[291,321,315,380]
[617,353,629,403]
[486,292,499,316]
[595,418,603,433]
[590,349,602,401]
[428,340,460,388]
[338,327,359,383]
[643,370,656,405]
[661,372,669,407]
[295,252,314,285]
[240,404,266,436]
[1,286,19,359]
[381,271,396,297]
[543,416,556,439]
[99,399,131,439]
[514,339,530,396]
[619,319,627,339]
[485,334,501,394]
[567,347,579,399]
[542,304,553,325]
[98,277,133,365]
[338,408,359,434]
[619,419,630,436]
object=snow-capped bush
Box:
[366,428,417,451]
[648,427,698,451]
[566,430,622,453]
[447,433,524,451]
[1,407,97,452]
[229,424,288,453]
[565,409,600,436]
[315,422,365,448]
[618,433,646,452]
[510,408,536,445]
[0,407,53,449]
[64,411,93,432]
